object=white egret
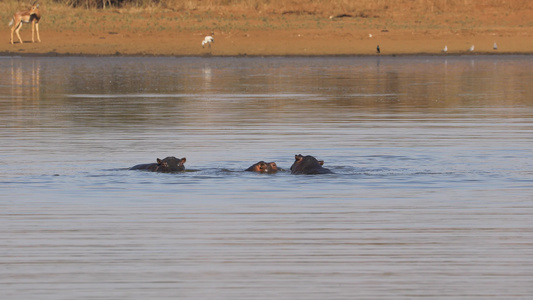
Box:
[202,32,214,48]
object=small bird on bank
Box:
[493,42,498,50]
[376,45,380,54]
[442,45,448,53]
[469,45,475,52]
[202,32,214,48]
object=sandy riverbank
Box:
[1,3,532,56]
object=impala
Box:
[9,1,41,44]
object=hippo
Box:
[245,161,278,174]
[130,156,186,173]
[290,154,333,175]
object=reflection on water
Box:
[1,56,532,299]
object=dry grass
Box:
[3,0,532,29]
[131,0,533,17]
[4,0,533,12]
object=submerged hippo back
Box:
[290,154,333,175]
[130,163,158,172]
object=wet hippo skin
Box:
[130,156,186,173]
[245,161,278,173]
[290,154,333,175]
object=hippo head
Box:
[154,156,186,173]
[290,154,332,175]
[245,161,278,174]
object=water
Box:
[1,56,532,299]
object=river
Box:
[1,55,532,299]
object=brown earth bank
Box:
[1,2,533,56]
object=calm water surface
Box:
[1,56,532,299]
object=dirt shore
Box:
[2,7,532,56]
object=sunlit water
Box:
[1,56,532,299]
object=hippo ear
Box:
[295,154,303,162]
[318,160,324,166]
[157,158,162,165]
[180,157,186,164]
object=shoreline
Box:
[2,39,531,58]
[1,51,531,58]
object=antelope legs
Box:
[10,20,40,44]
[11,22,24,44]
[33,21,40,43]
